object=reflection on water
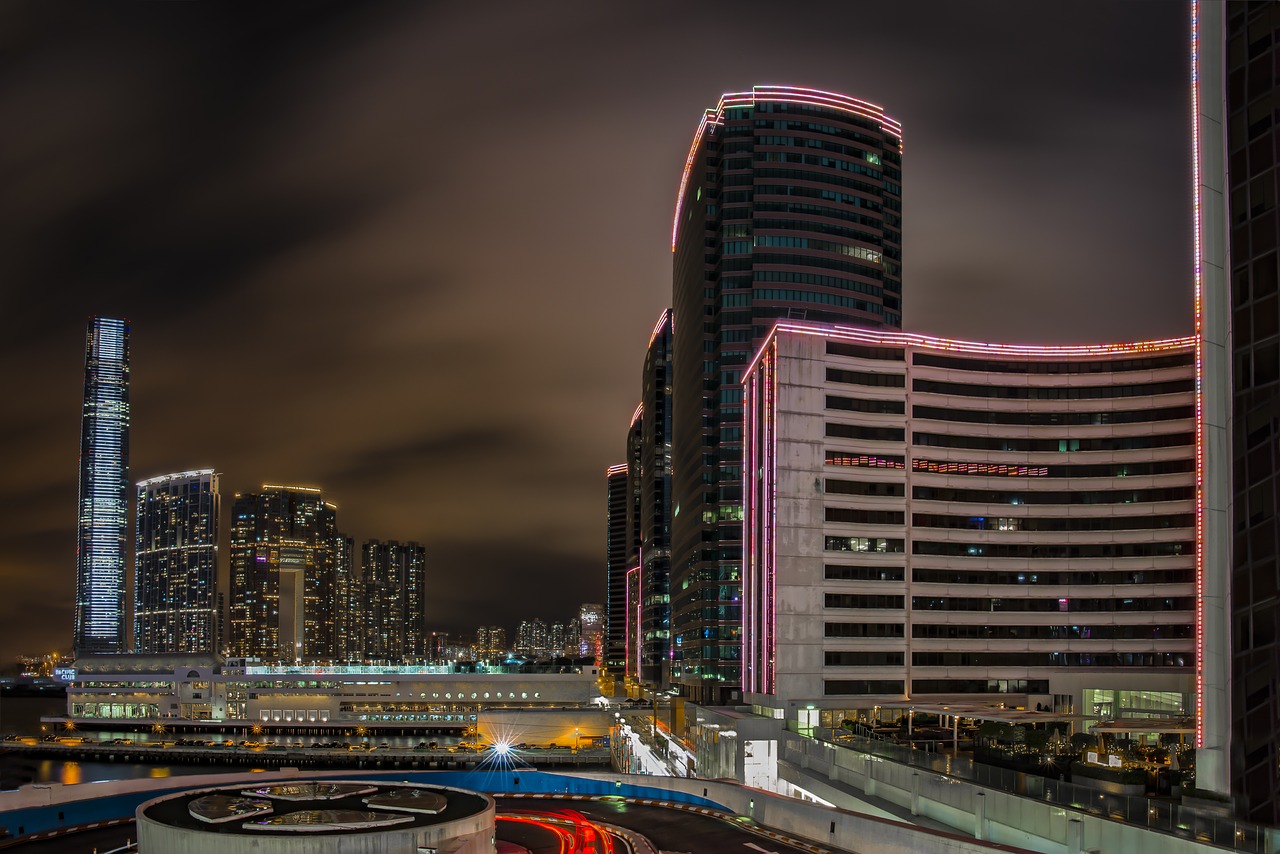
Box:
[7,758,212,788]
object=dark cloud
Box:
[0,1,1193,656]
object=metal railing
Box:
[808,731,1276,853]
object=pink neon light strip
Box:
[648,308,672,350]
[743,370,756,694]
[631,402,644,427]
[1190,0,1206,750]
[671,85,905,250]
[742,320,1196,381]
[606,464,628,477]
[625,566,638,681]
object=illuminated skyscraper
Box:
[361,539,426,661]
[228,485,345,662]
[134,470,220,654]
[1223,0,1279,819]
[74,316,130,656]
[638,310,673,686]
[671,86,903,702]
[605,463,630,672]
[578,603,605,662]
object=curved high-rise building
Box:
[75,316,130,656]
[743,321,1197,728]
[671,86,903,702]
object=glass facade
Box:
[639,310,673,687]
[605,463,629,672]
[134,470,220,654]
[360,539,427,661]
[74,316,130,655]
[228,486,345,662]
[1227,1,1280,824]
[672,87,903,703]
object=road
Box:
[3,795,850,854]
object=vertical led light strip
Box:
[1190,0,1206,752]
[762,338,778,695]
[743,368,757,694]
[624,567,636,681]
[1187,0,1230,796]
[636,551,643,682]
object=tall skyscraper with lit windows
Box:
[361,539,426,661]
[228,485,345,662]
[134,470,220,654]
[605,462,630,672]
[74,316,130,656]
[671,86,903,702]
[1223,0,1280,821]
[638,309,673,686]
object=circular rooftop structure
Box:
[137,779,494,853]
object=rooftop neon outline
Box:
[648,308,672,349]
[671,85,903,251]
[742,319,1196,381]
[137,469,217,488]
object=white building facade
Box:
[742,321,1199,731]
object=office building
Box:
[361,539,427,662]
[605,463,630,672]
[74,316,131,656]
[1224,0,1280,820]
[671,86,904,702]
[134,470,220,654]
[742,321,1198,732]
[228,485,345,662]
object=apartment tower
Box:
[228,485,345,661]
[134,470,220,654]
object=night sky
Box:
[0,2,1192,660]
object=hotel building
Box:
[741,321,1199,730]
[671,86,904,702]
[134,470,220,654]
[74,316,131,656]
[228,485,346,662]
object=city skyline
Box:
[0,2,1191,658]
